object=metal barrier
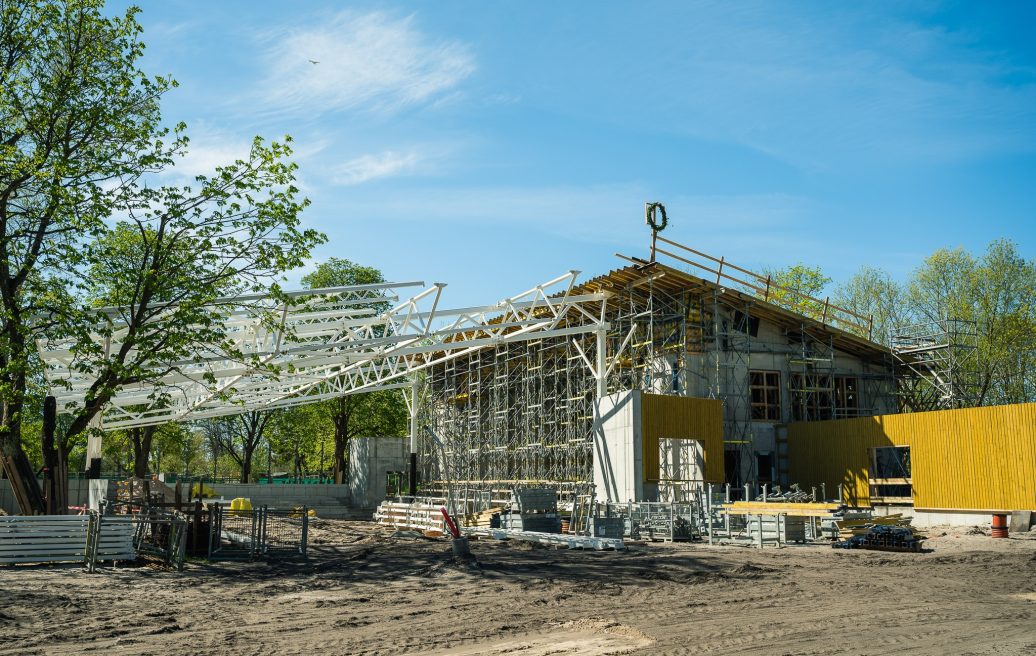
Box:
[263,507,309,558]
[1,511,182,571]
[207,504,308,561]
[605,501,703,541]
[128,508,188,571]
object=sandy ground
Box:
[1,520,1034,656]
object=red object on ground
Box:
[440,508,461,538]
[991,513,1009,539]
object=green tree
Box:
[268,404,330,480]
[199,411,273,483]
[0,1,178,513]
[834,266,909,345]
[907,240,1036,406]
[1,2,323,513]
[759,263,832,320]
[301,259,409,484]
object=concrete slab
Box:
[1010,510,1032,533]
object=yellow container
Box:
[230,497,252,513]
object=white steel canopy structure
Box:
[38,272,610,430]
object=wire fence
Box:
[207,504,309,561]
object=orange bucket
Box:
[991,513,1009,539]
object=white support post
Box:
[595,328,607,399]
[84,413,103,477]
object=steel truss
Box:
[38,273,610,429]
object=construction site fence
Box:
[1,510,186,571]
[207,503,308,561]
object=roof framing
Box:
[38,272,610,430]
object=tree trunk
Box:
[0,316,45,514]
[54,442,69,515]
[240,449,253,484]
[332,424,348,485]
[41,397,58,514]
[131,426,157,479]
[0,383,45,514]
[332,398,350,485]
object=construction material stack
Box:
[832,514,926,552]
[499,487,561,533]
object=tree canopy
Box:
[0,1,322,513]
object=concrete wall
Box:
[349,437,408,509]
[593,391,643,504]
[207,482,350,507]
[0,478,93,515]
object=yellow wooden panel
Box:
[788,403,1036,511]
[640,393,724,483]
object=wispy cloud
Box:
[332,150,423,185]
[254,11,475,118]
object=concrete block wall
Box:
[0,478,94,515]
[208,483,350,506]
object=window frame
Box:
[749,369,782,422]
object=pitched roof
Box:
[571,259,892,363]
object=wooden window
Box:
[750,370,781,421]
[834,376,859,417]
[791,374,859,421]
[791,373,832,421]
[869,446,913,503]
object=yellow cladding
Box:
[640,393,724,483]
[787,403,1036,511]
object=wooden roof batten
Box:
[565,233,891,362]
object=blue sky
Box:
[112,1,1036,307]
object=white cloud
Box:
[255,11,475,117]
[171,139,252,180]
[332,150,422,185]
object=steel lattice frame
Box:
[38,272,610,430]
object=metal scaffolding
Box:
[417,234,895,496]
[892,319,978,411]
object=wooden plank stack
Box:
[722,501,842,517]
[462,508,499,528]
[374,500,447,533]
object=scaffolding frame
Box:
[892,319,978,411]
[418,237,896,496]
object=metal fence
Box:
[207,504,308,561]
[603,501,704,541]
[1,511,186,571]
[128,509,189,571]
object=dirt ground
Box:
[1,520,1034,656]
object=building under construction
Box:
[413,231,961,502]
